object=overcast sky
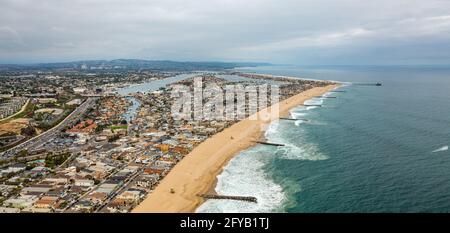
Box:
[1,0,450,65]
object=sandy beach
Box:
[132,84,339,213]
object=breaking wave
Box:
[196,146,287,213]
[432,145,448,153]
[197,95,330,212]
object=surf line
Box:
[432,145,448,153]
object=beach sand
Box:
[132,84,339,213]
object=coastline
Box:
[132,84,340,213]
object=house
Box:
[46,186,67,197]
[0,207,20,213]
[6,176,21,184]
[89,162,115,174]
[34,196,59,209]
[136,174,158,188]
[74,157,92,167]
[0,164,26,176]
[22,207,52,213]
[95,183,117,195]
[68,119,97,134]
[135,155,153,164]
[170,146,189,155]
[106,198,128,213]
[73,200,94,212]
[85,192,108,205]
[112,198,128,207]
[21,185,53,195]
[74,179,95,187]
[37,98,57,104]
[143,167,164,176]
[43,176,69,185]
[95,136,108,142]
[153,160,173,169]
[154,144,170,153]
[53,199,68,211]
[91,170,108,180]
[66,99,82,106]
[4,195,38,209]
[73,88,87,94]
[68,186,85,196]
[123,165,139,173]
[30,166,50,176]
[0,184,16,196]
[117,190,140,203]
[110,174,127,183]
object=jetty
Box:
[329,90,346,93]
[353,82,382,86]
[252,141,285,146]
[303,104,322,107]
[280,117,308,121]
[198,194,258,203]
[314,96,337,99]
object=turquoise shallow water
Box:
[197,65,450,213]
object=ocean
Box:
[196,65,450,213]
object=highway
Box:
[0,98,97,159]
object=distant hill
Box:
[0,59,271,71]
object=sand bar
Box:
[132,84,340,213]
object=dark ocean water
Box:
[197,65,450,213]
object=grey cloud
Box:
[1,0,450,64]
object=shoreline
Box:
[132,84,340,213]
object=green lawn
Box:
[110,125,128,133]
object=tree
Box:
[21,125,36,136]
[26,164,36,170]
[18,149,28,157]
[108,135,120,142]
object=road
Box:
[94,152,161,212]
[62,161,139,213]
[95,167,144,212]
[61,162,126,212]
[0,98,97,159]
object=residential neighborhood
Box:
[0,67,331,213]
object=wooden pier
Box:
[329,90,346,93]
[303,104,322,107]
[314,96,337,99]
[199,194,258,203]
[252,141,285,146]
[353,82,382,86]
[280,117,308,121]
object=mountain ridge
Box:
[0,59,271,71]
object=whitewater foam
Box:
[304,98,323,106]
[264,120,280,138]
[274,142,328,161]
[196,146,287,213]
[294,120,304,126]
[432,145,448,153]
[197,95,330,212]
